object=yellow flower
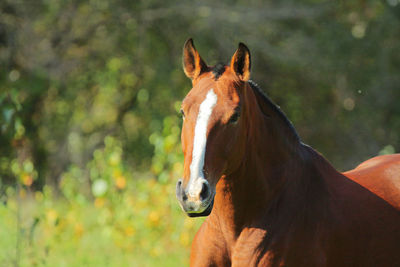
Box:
[115,176,126,190]
[22,174,33,186]
[94,197,105,208]
[74,223,84,238]
[148,211,160,227]
[124,226,135,237]
[112,169,122,178]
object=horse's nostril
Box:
[200,182,210,201]
[176,179,186,202]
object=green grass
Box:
[0,179,204,267]
[0,136,204,266]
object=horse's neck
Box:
[212,84,336,239]
[213,144,304,231]
[213,144,335,242]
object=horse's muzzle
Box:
[176,178,214,217]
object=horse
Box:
[175,38,400,267]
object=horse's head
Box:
[176,39,251,217]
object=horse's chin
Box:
[186,198,214,218]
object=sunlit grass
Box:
[0,135,205,266]
[0,179,204,266]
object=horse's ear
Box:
[230,43,251,81]
[182,38,207,80]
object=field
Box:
[1,180,203,267]
[1,137,203,267]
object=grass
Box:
[0,136,203,266]
[0,178,204,267]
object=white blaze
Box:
[187,89,217,197]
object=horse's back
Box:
[343,154,400,209]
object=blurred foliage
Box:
[1,136,202,266]
[0,0,399,265]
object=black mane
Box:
[248,80,300,142]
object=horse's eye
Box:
[180,109,185,119]
[228,111,240,124]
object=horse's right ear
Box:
[182,38,207,80]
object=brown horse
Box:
[175,39,400,267]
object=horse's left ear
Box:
[230,43,251,81]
